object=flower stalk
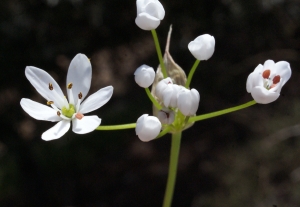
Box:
[185,59,200,88]
[162,132,182,207]
[96,123,136,130]
[151,29,167,78]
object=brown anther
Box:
[49,83,53,90]
[47,101,54,105]
[67,83,73,89]
[57,111,61,116]
[262,70,271,79]
[75,113,84,120]
[78,92,83,99]
[273,75,280,84]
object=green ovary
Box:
[61,104,76,118]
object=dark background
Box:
[1,0,300,206]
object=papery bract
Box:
[134,64,155,88]
[136,114,162,142]
[135,0,165,30]
[20,54,114,141]
[188,34,215,60]
[246,60,291,104]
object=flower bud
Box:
[134,64,155,88]
[155,77,173,101]
[177,88,200,116]
[136,114,162,142]
[135,0,165,30]
[188,34,215,60]
[157,108,175,125]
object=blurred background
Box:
[1,0,300,206]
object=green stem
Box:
[145,87,162,110]
[185,59,200,88]
[189,100,256,122]
[151,29,167,78]
[162,132,182,207]
[96,123,136,130]
[156,126,171,139]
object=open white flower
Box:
[188,34,215,60]
[134,64,155,88]
[136,114,161,142]
[246,60,291,104]
[20,53,114,141]
[135,0,165,30]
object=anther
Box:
[49,83,53,90]
[57,111,61,116]
[78,92,83,99]
[47,101,54,105]
[273,75,280,84]
[262,70,271,79]
[67,83,73,89]
[75,113,84,120]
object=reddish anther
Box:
[273,75,280,84]
[75,113,84,120]
[262,69,271,79]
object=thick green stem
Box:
[145,87,162,110]
[185,59,200,88]
[162,132,182,207]
[151,29,167,78]
[189,100,256,122]
[96,123,136,130]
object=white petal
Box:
[25,66,67,109]
[251,86,280,104]
[72,115,101,134]
[190,88,200,115]
[20,98,62,122]
[275,61,292,86]
[144,1,165,19]
[79,86,113,114]
[134,64,155,88]
[188,34,215,60]
[263,60,275,71]
[67,54,92,105]
[136,114,161,142]
[177,89,193,116]
[41,120,70,141]
[135,13,160,30]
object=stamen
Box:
[57,111,61,116]
[47,101,54,105]
[78,92,83,99]
[75,113,84,120]
[273,75,280,84]
[49,83,53,90]
[262,70,271,79]
[67,83,73,89]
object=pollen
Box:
[262,70,271,79]
[57,111,61,116]
[67,83,73,89]
[47,101,54,105]
[273,75,280,84]
[78,92,83,99]
[49,83,53,90]
[75,113,84,120]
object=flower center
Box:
[61,104,76,118]
[262,69,281,90]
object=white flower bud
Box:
[157,108,175,125]
[162,84,182,108]
[177,88,200,116]
[134,64,155,88]
[155,77,173,101]
[135,0,165,30]
[188,34,215,60]
[136,114,162,142]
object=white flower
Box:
[155,77,173,101]
[134,64,155,88]
[188,34,215,60]
[157,108,175,125]
[135,0,165,30]
[136,114,161,142]
[246,60,291,104]
[177,88,200,116]
[20,54,114,141]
